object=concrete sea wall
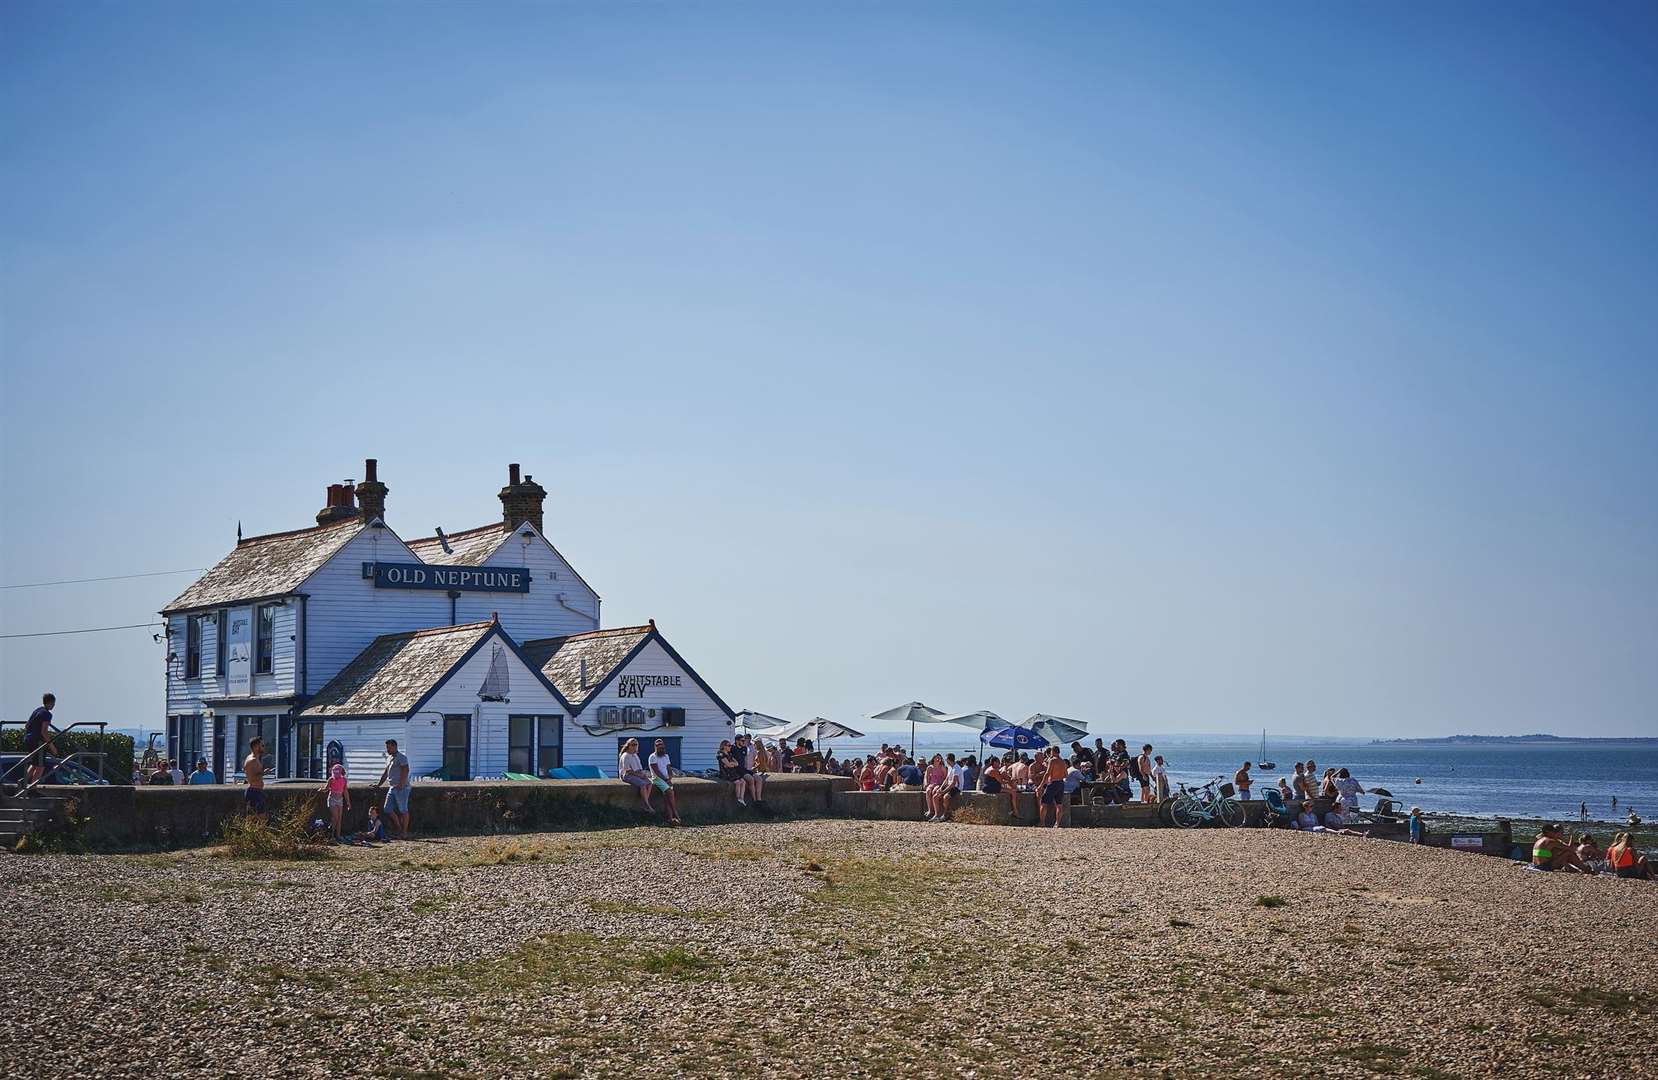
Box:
[29,778,1511,854]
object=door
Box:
[537,716,563,777]
[442,715,471,780]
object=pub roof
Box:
[405,523,510,567]
[521,625,654,708]
[521,623,736,719]
[298,620,550,719]
[162,518,367,615]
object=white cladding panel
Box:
[327,717,431,785]
[451,532,600,641]
[164,601,298,714]
[299,528,451,695]
[563,639,732,775]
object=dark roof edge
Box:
[162,591,297,617]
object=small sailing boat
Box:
[1257,729,1277,770]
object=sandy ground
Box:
[2,821,1655,1079]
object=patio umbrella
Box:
[868,701,949,757]
[733,710,790,736]
[1025,714,1089,747]
[981,724,1049,751]
[769,717,866,746]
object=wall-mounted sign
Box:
[1449,835,1483,850]
[362,561,529,593]
[618,673,682,698]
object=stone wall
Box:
[42,774,857,850]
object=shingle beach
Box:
[3,821,1654,1079]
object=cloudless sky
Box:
[3,2,1656,738]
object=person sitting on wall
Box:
[647,738,683,827]
[736,734,765,805]
[717,739,751,807]
[895,757,924,791]
[618,737,659,816]
[1295,806,1321,831]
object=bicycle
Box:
[1166,777,1245,828]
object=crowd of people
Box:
[1530,824,1654,879]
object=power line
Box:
[2,568,207,590]
[0,622,161,640]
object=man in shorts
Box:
[1038,746,1068,828]
[242,737,267,814]
[22,693,58,789]
[375,738,412,839]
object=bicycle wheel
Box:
[1170,797,1207,829]
[1212,796,1245,828]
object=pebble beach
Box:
[3,820,1655,1079]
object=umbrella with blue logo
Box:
[980,724,1049,751]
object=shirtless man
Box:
[1038,747,1069,828]
[1234,761,1253,801]
[1136,745,1155,804]
[242,737,267,815]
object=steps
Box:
[0,795,67,849]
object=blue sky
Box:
[3,2,1655,738]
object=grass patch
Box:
[219,802,331,861]
[1254,895,1288,909]
[587,899,725,921]
[1334,1043,1409,1073]
[635,946,712,977]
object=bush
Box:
[220,797,332,860]
[0,728,134,781]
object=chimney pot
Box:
[509,463,521,486]
[498,462,546,534]
[355,457,389,523]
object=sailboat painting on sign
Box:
[1257,729,1277,771]
[479,645,511,702]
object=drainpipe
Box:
[448,590,460,626]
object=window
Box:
[184,616,203,679]
[255,604,276,675]
[508,716,535,775]
[442,715,471,780]
[294,720,326,780]
[215,610,228,676]
[235,715,277,776]
[167,714,204,770]
[537,716,563,776]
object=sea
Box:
[832,735,1658,822]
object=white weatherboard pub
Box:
[161,460,737,782]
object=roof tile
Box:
[521,625,653,706]
[299,621,497,718]
[163,518,365,614]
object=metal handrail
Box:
[0,720,114,793]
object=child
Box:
[324,763,351,839]
[1408,806,1424,845]
[354,805,386,844]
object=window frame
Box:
[184,616,203,679]
[537,715,563,776]
[442,714,471,781]
[254,604,276,676]
[507,715,535,775]
[215,609,228,676]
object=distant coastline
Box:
[1371,734,1658,746]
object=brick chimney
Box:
[498,463,546,534]
[315,482,358,526]
[356,457,388,522]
